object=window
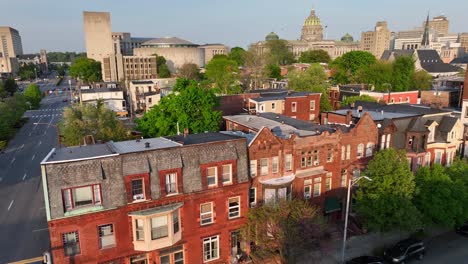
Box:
[380,134,385,150]
[203,236,219,262]
[465,106,468,118]
[207,167,217,187]
[132,179,145,201]
[346,145,351,160]
[341,146,345,160]
[151,215,168,240]
[135,219,144,241]
[228,197,240,219]
[271,102,276,110]
[341,170,347,187]
[166,173,177,194]
[304,185,311,199]
[301,156,306,168]
[357,144,364,158]
[63,184,102,211]
[435,151,442,164]
[425,152,431,166]
[249,160,257,177]
[200,202,213,225]
[98,224,115,249]
[310,100,315,110]
[174,252,184,264]
[171,209,180,234]
[291,102,297,112]
[160,255,170,264]
[313,150,319,165]
[249,188,256,206]
[260,158,268,175]
[222,164,232,184]
[313,178,321,197]
[285,154,292,171]
[386,134,391,149]
[326,173,332,191]
[365,143,373,157]
[272,157,279,173]
[307,156,312,166]
[63,231,80,256]
[309,114,315,121]
[231,231,242,258]
[327,147,333,162]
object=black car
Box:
[383,238,425,263]
[455,222,468,236]
[347,256,385,264]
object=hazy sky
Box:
[2,0,467,53]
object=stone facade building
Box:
[41,133,250,264]
[360,21,391,58]
[0,26,23,77]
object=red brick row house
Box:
[41,133,250,264]
[223,112,379,219]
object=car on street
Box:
[383,238,425,263]
[62,99,68,102]
[455,222,468,236]
[347,255,385,264]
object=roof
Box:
[417,50,460,73]
[43,144,116,163]
[142,37,197,46]
[128,202,183,216]
[332,109,417,121]
[80,88,124,94]
[164,132,244,145]
[110,138,181,154]
[249,91,319,102]
[130,80,154,85]
[407,117,428,132]
[450,55,468,64]
[437,115,458,132]
[220,131,256,144]
[381,49,414,61]
[343,101,451,116]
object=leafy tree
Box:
[330,51,376,84]
[69,57,102,83]
[298,49,331,63]
[178,63,202,80]
[205,56,241,95]
[414,164,465,227]
[19,64,38,80]
[136,81,222,137]
[243,199,329,264]
[59,101,129,146]
[4,78,18,96]
[265,39,295,66]
[446,158,468,223]
[287,64,332,111]
[47,52,86,62]
[155,55,171,78]
[266,64,282,79]
[24,83,42,109]
[228,47,247,66]
[341,95,377,107]
[244,46,268,89]
[392,56,415,91]
[412,70,432,90]
[0,82,8,99]
[0,94,28,140]
[355,148,422,232]
[355,61,393,91]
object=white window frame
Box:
[203,235,220,262]
[200,202,214,226]
[135,218,145,241]
[313,178,321,197]
[386,134,391,149]
[63,184,102,211]
[98,224,115,249]
[272,156,279,173]
[222,164,232,185]
[165,173,177,195]
[310,100,315,110]
[151,215,169,240]
[326,173,332,191]
[327,148,333,162]
[260,158,268,175]
[435,151,442,164]
[346,145,351,160]
[207,167,218,187]
[357,143,364,158]
[341,146,345,160]
[285,154,292,171]
[304,185,311,199]
[250,160,257,177]
[341,170,347,187]
[309,114,315,121]
[291,102,297,112]
[228,196,241,219]
[63,231,80,256]
[380,134,386,150]
[131,179,145,201]
[365,142,373,157]
[425,152,431,166]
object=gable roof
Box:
[381,49,414,61]
[407,117,428,133]
[417,50,460,73]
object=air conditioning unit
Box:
[133,194,144,201]
[304,194,311,199]
[314,161,319,166]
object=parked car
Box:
[347,256,385,264]
[383,238,425,263]
[455,222,468,236]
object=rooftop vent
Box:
[145,142,150,148]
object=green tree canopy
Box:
[265,39,295,66]
[178,63,202,80]
[136,81,222,137]
[69,57,102,83]
[266,64,282,79]
[341,95,377,107]
[354,61,393,91]
[155,55,171,78]
[0,94,28,141]
[4,78,18,96]
[446,158,468,223]
[205,56,241,95]
[298,49,331,63]
[243,46,268,89]
[287,64,332,111]
[59,101,129,146]
[47,52,86,62]
[243,199,329,264]
[24,83,42,109]
[19,64,38,81]
[412,70,433,90]
[330,51,377,84]
[392,56,415,91]
[355,148,422,232]
[228,47,247,66]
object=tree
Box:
[0,81,8,99]
[19,64,38,80]
[287,64,332,111]
[156,55,171,78]
[69,57,102,83]
[265,39,295,66]
[341,95,377,107]
[136,81,222,137]
[228,47,247,66]
[243,199,329,264]
[244,45,268,89]
[24,83,42,109]
[330,51,376,84]
[178,63,202,80]
[59,101,129,146]
[4,78,18,96]
[414,164,465,227]
[446,158,468,223]
[392,56,415,91]
[354,61,393,91]
[0,93,28,140]
[355,148,422,232]
[298,49,331,63]
[266,64,282,80]
[411,70,432,90]
[205,56,241,95]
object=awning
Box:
[325,197,341,214]
[295,166,328,178]
[259,175,295,186]
[128,202,183,216]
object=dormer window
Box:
[132,179,145,201]
[63,184,102,212]
[428,126,435,142]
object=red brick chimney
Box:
[346,110,353,124]
[183,128,189,137]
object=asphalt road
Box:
[0,78,73,263]
[421,231,468,264]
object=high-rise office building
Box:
[360,21,391,58]
[0,26,23,76]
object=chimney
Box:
[184,128,189,137]
[145,142,150,148]
[346,110,353,124]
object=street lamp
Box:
[33,122,61,147]
[341,175,372,263]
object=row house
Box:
[223,112,379,220]
[41,133,250,264]
[323,101,463,170]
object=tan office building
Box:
[424,15,449,36]
[460,33,468,53]
[0,26,23,76]
[360,21,391,58]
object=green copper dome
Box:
[303,9,321,26]
[265,32,279,41]
[341,33,354,42]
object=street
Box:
[0,77,72,263]
[421,231,468,264]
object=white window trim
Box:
[222,164,233,185]
[203,235,220,262]
[260,158,268,175]
[98,224,116,249]
[165,173,178,195]
[304,185,311,199]
[207,167,218,187]
[291,102,297,112]
[310,100,315,110]
[228,196,241,219]
[272,156,279,173]
[285,154,292,171]
[200,202,214,226]
[250,160,257,177]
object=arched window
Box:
[357,144,364,158]
[365,143,374,157]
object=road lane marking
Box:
[32,228,48,233]
[38,140,42,146]
[22,173,27,181]
[20,144,24,149]
[10,157,15,164]
[8,200,14,211]
[31,154,35,160]
[29,132,32,136]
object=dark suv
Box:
[384,238,425,263]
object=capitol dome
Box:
[303,9,321,26]
[265,32,279,41]
[341,33,354,42]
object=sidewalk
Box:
[296,226,449,263]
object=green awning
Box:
[325,197,341,213]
